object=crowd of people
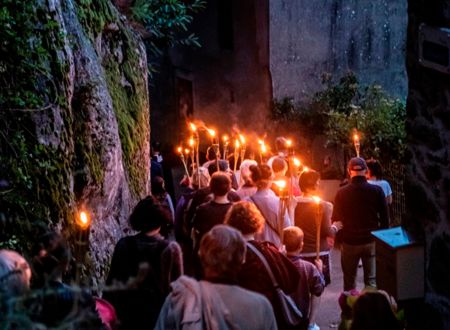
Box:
[0,138,401,329]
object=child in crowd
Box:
[283,226,325,330]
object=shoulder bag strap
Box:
[250,196,280,237]
[246,242,279,289]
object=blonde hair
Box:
[283,226,304,252]
[225,201,265,235]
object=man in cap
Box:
[332,157,389,290]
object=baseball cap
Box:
[347,157,367,171]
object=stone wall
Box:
[0,0,150,285]
[153,0,271,144]
[405,1,450,328]
[269,0,407,102]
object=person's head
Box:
[206,147,219,161]
[299,170,320,193]
[347,157,367,178]
[366,159,383,179]
[207,160,229,176]
[224,201,265,235]
[250,164,272,189]
[239,159,258,185]
[350,291,401,330]
[0,250,31,297]
[271,157,288,176]
[151,141,161,153]
[129,196,171,233]
[283,226,304,254]
[210,172,231,197]
[151,176,166,195]
[191,166,210,189]
[32,232,71,283]
[275,137,288,152]
[199,225,246,281]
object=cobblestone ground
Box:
[316,247,365,329]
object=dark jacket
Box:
[104,233,183,329]
[332,176,389,245]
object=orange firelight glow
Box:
[223,135,229,143]
[77,211,90,230]
[207,128,216,137]
[189,123,197,132]
[286,139,292,148]
[293,158,301,167]
[274,180,287,190]
[177,146,183,154]
[184,148,190,155]
[188,138,195,147]
[235,140,240,149]
[239,134,246,144]
[303,166,310,173]
[353,133,359,142]
[311,196,321,204]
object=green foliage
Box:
[0,0,62,109]
[271,73,406,164]
[130,0,206,76]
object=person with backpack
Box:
[104,196,183,329]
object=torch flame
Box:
[177,146,182,154]
[274,180,287,190]
[77,211,90,230]
[207,128,216,137]
[311,196,321,204]
[353,133,359,141]
[223,135,229,142]
[189,122,197,132]
[261,144,267,154]
[188,138,195,147]
[303,166,309,173]
[286,139,292,147]
[293,158,301,167]
[235,139,240,148]
[239,134,246,144]
[184,148,190,154]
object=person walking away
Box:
[247,164,291,249]
[332,157,389,291]
[293,170,343,286]
[104,196,183,329]
[283,226,325,330]
[155,225,277,330]
[225,201,300,329]
[152,176,175,238]
[366,159,393,224]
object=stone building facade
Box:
[405,1,450,328]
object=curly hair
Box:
[224,201,265,235]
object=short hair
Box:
[271,157,288,174]
[0,250,31,297]
[283,226,304,252]
[151,176,166,195]
[225,201,265,235]
[191,166,210,189]
[207,160,229,176]
[275,137,288,151]
[210,172,231,196]
[129,196,171,232]
[299,170,320,192]
[206,147,218,161]
[366,159,383,178]
[199,225,246,278]
[239,159,258,183]
[250,164,272,183]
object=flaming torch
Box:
[233,139,240,173]
[189,122,200,187]
[353,131,360,158]
[208,128,220,172]
[259,139,267,164]
[222,135,229,161]
[311,196,322,261]
[274,179,288,244]
[177,146,190,177]
[239,134,246,164]
[76,209,91,282]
